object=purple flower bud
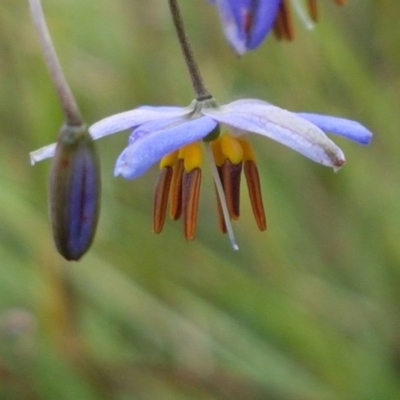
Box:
[49,124,101,261]
[210,0,281,54]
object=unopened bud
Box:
[49,124,101,261]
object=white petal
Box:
[203,103,346,168]
[221,98,271,109]
[30,143,57,165]
[89,104,194,140]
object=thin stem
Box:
[205,144,239,251]
[168,0,211,100]
[29,0,83,126]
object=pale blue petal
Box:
[115,117,218,179]
[297,113,373,145]
[129,115,191,145]
[89,105,191,140]
[225,100,373,145]
[203,103,346,168]
[137,105,185,113]
[221,98,271,109]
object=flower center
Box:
[152,133,267,248]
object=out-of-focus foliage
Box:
[1,0,400,398]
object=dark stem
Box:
[29,0,83,126]
[168,0,211,100]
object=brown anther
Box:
[273,0,295,41]
[152,167,173,234]
[214,159,243,234]
[169,158,184,220]
[215,184,227,234]
[307,0,318,22]
[273,10,285,40]
[220,160,242,220]
[244,161,267,231]
[182,168,202,241]
[334,0,346,5]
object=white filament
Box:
[291,0,315,30]
[204,143,239,251]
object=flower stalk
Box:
[168,0,211,100]
[29,0,82,126]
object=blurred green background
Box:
[1,0,400,398]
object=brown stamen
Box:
[274,0,295,41]
[273,8,285,40]
[244,161,267,231]
[307,0,318,22]
[215,182,227,234]
[169,158,184,220]
[220,160,242,220]
[334,0,346,5]
[153,167,173,233]
[182,168,202,241]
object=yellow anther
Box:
[178,146,186,159]
[181,142,203,172]
[211,138,225,167]
[220,134,243,165]
[237,137,256,162]
[159,150,179,169]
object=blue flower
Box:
[30,97,372,249]
[209,0,281,54]
[88,98,371,177]
[210,0,347,53]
